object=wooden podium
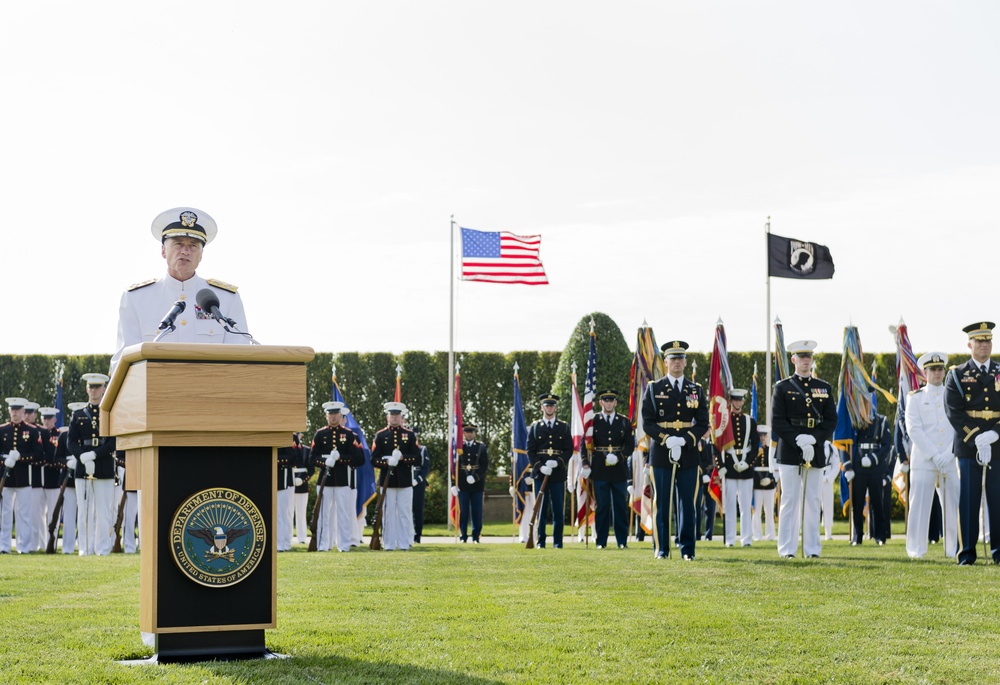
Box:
[102,342,314,662]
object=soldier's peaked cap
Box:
[963,322,995,340]
[660,341,689,358]
[151,207,218,245]
[538,393,559,404]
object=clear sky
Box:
[2,2,997,359]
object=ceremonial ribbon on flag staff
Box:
[511,364,531,526]
[394,363,402,403]
[750,363,759,422]
[774,318,790,382]
[709,319,735,452]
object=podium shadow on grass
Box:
[115,652,508,684]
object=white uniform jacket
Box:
[904,384,954,471]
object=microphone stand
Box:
[152,324,176,342]
[221,322,261,345]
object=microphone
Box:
[196,288,236,327]
[158,300,186,330]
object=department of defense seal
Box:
[170,488,266,588]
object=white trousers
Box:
[752,489,776,541]
[40,488,60,551]
[382,487,414,551]
[907,467,959,559]
[31,487,46,551]
[277,488,293,551]
[1,487,33,553]
[61,486,78,553]
[777,464,824,557]
[517,491,535,542]
[123,491,139,553]
[723,478,754,546]
[77,478,115,556]
[293,492,309,545]
[820,477,836,538]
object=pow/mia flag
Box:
[767,233,835,279]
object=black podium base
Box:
[119,630,287,665]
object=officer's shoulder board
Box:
[207,278,238,293]
[127,278,158,292]
[908,387,922,396]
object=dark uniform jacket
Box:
[41,426,63,489]
[753,443,776,490]
[294,444,314,495]
[68,404,117,479]
[276,444,296,490]
[527,418,573,482]
[414,446,430,490]
[641,375,709,469]
[844,413,892,472]
[458,441,489,493]
[585,412,634,482]
[30,423,47,488]
[944,358,1000,460]
[715,413,760,480]
[0,421,41,488]
[771,375,838,466]
[371,425,421,488]
[312,426,364,488]
[53,431,74,489]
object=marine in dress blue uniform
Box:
[1,398,42,553]
[771,340,838,558]
[311,402,364,552]
[455,424,489,543]
[527,394,574,548]
[291,433,314,546]
[370,402,422,551]
[37,408,63,552]
[584,390,635,549]
[944,321,1000,565]
[68,374,117,556]
[716,389,759,547]
[752,425,777,542]
[640,341,709,560]
[842,411,892,545]
[23,403,47,552]
[53,416,81,554]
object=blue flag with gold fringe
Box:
[512,368,531,525]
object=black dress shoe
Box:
[618,544,628,549]
[783,554,795,559]
[596,545,605,549]
[808,554,820,558]
[682,554,693,561]
[958,559,974,566]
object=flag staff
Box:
[448,215,456,531]
[765,216,772,434]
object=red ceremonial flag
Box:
[393,364,402,403]
[460,227,549,285]
[709,320,735,452]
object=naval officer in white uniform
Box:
[110,206,251,373]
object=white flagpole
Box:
[448,216,456,532]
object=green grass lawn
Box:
[1,537,997,684]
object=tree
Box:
[552,313,632,423]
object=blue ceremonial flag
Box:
[512,368,531,525]
[333,378,376,518]
[54,377,65,429]
[834,388,855,516]
[750,364,759,422]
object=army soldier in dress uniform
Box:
[752,425,777,542]
[291,433,313,546]
[904,352,959,559]
[452,424,489,543]
[311,402,364,552]
[527,394,574,548]
[371,402,422,551]
[944,321,1000,565]
[771,340,838,558]
[68,373,117,556]
[1,398,42,553]
[411,426,430,543]
[585,390,635,549]
[110,207,251,373]
[37,408,62,552]
[56,403,86,553]
[843,410,893,545]
[717,389,759,547]
[641,341,709,560]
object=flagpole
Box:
[765,216,772,432]
[448,215,456,532]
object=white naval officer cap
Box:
[341,407,351,416]
[151,207,218,245]
[757,424,770,433]
[5,397,29,409]
[384,401,407,415]
[729,389,748,400]
[24,401,40,412]
[39,407,60,417]
[322,401,345,414]
[67,401,88,412]
[917,352,948,370]
[786,340,817,356]
[82,373,110,386]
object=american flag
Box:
[460,227,549,285]
[583,328,597,450]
